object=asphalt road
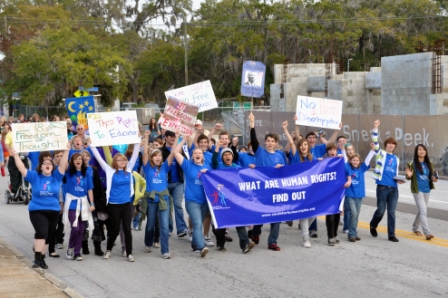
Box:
[1,171,447,298]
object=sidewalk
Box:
[0,238,83,298]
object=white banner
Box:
[87,111,140,146]
[295,96,342,130]
[11,122,68,152]
[165,80,218,112]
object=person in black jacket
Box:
[160,130,188,237]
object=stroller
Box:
[5,154,31,205]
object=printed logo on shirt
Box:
[351,172,360,185]
[74,175,86,192]
[40,181,55,196]
[195,171,203,185]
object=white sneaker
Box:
[162,253,171,259]
[66,248,74,260]
[122,251,127,257]
[127,254,135,262]
[103,250,111,259]
[153,242,160,248]
[204,236,214,247]
[200,247,209,258]
[303,240,311,248]
[188,230,193,242]
[343,229,349,234]
[143,246,151,253]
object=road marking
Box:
[317,216,448,248]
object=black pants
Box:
[48,213,64,253]
[213,226,250,250]
[29,210,59,242]
[8,157,29,194]
[107,203,133,255]
[325,214,341,239]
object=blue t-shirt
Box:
[292,152,317,164]
[345,163,370,198]
[310,144,327,159]
[28,152,40,171]
[26,170,64,212]
[64,169,93,210]
[216,162,241,170]
[416,162,431,193]
[377,153,398,188]
[238,153,256,168]
[143,161,170,203]
[189,144,212,166]
[255,147,284,167]
[277,150,288,165]
[166,147,180,183]
[181,160,211,204]
[109,170,132,204]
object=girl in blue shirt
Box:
[89,141,140,262]
[344,151,374,242]
[405,144,437,240]
[13,144,69,269]
[142,130,175,259]
[63,153,94,261]
[174,136,211,258]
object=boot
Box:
[32,251,41,268]
[39,253,48,269]
[82,240,90,255]
[93,241,103,256]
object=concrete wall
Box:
[270,53,448,115]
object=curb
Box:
[0,238,84,298]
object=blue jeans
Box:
[346,197,362,238]
[168,182,187,234]
[252,223,280,245]
[343,198,351,231]
[370,185,399,238]
[144,200,170,255]
[309,218,318,232]
[185,201,208,251]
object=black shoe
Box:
[309,231,318,238]
[370,226,378,237]
[32,251,41,269]
[225,232,233,242]
[39,253,48,269]
[82,240,90,255]
[388,236,399,242]
[93,241,104,256]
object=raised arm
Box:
[12,149,28,177]
[371,119,380,152]
[173,138,187,166]
[364,142,376,166]
[282,120,296,156]
[212,139,222,169]
[320,122,343,144]
[88,144,109,171]
[249,113,259,153]
[103,146,113,166]
[58,143,70,175]
[143,130,150,166]
[128,142,141,170]
[293,115,302,142]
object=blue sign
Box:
[241,61,266,98]
[88,87,99,92]
[65,96,95,130]
[202,158,346,228]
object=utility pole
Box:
[183,14,188,86]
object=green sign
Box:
[233,102,252,110]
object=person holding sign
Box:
[249,113,284,251]
[369,120,403,242]
[89,140,141,262]
[12,145,70,269]
[142,130,175,259]
[210,139,256,254]
[173,136,212,258]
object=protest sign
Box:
[65,96,95,130]
[160,96,199,136]
[202,157,345,228]
[87,111,140,146]
[164,80,218,112]
[241,61,266,98]
[12,122,68,153]
[295,96,342,130]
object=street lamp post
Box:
[347,58,353,72]
[181,14,189,86]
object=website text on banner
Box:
[296,96,342,130]
[202,157,346,229]
[160,96,199,136]
[87,111,140,146]
[12,122,69,152]
[164,80,218,112]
